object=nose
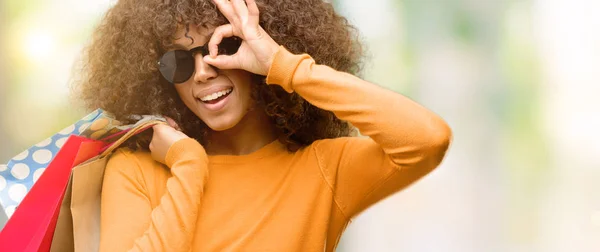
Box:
[192,54,217,83]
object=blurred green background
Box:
[1,0,599,251]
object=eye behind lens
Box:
[158,37,241,83]
[158,50,195,84]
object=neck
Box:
[204,106,278,156]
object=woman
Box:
[74,0,452,251]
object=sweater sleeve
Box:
[99,138,208,252]
[266,46,452,218]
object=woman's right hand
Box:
[149,117,189,165]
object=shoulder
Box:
[306,136,385,174]
[107,147,154,169]
[105,147,169,182]
[303,136,375,167]
[103,148,171,207]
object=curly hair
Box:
[71,0,364,151]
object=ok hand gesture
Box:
[203,0,280,76]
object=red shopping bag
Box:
[0,135,106,252]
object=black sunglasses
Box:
[158,36,242,84]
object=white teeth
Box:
[200,88,232,102]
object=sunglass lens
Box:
[158,50,195,84]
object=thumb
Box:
[203,55,239,70]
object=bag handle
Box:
[98,115,167,142]
[99,120,167,158]
[98,128,133,142]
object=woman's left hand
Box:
[204,0,280,76]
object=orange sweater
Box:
[99,47,452,252]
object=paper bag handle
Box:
[99,120,166,158]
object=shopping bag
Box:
[0,202,7,230]
[0,135,105,252]
[0,109,164,218]
[50,120,165,252]
[0,109,123,217]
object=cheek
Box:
[174,84,195,105]
[221,70,253,103]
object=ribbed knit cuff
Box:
[265,46,311,93]
[165,138,207,168]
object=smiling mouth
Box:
[199,88,233,104]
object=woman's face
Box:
[169,25,254,131]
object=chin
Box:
[206,122,235,132]
[203,113,245,132]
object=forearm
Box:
[100,138,209,252]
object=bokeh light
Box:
[23,30,55,63]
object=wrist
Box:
[165,138,207,168]
[258,27,280,76]
[263,46,277,76]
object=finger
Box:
[245,0,260,16]
[208,24,235,58]
[203,54,239,70]
[212,0,239,25]
[149,125,159,150]
[164,116,180,130]
[152,123,170,133]
[152,124,162,132]
[231,0,249,19]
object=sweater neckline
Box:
[207,139,285,164]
